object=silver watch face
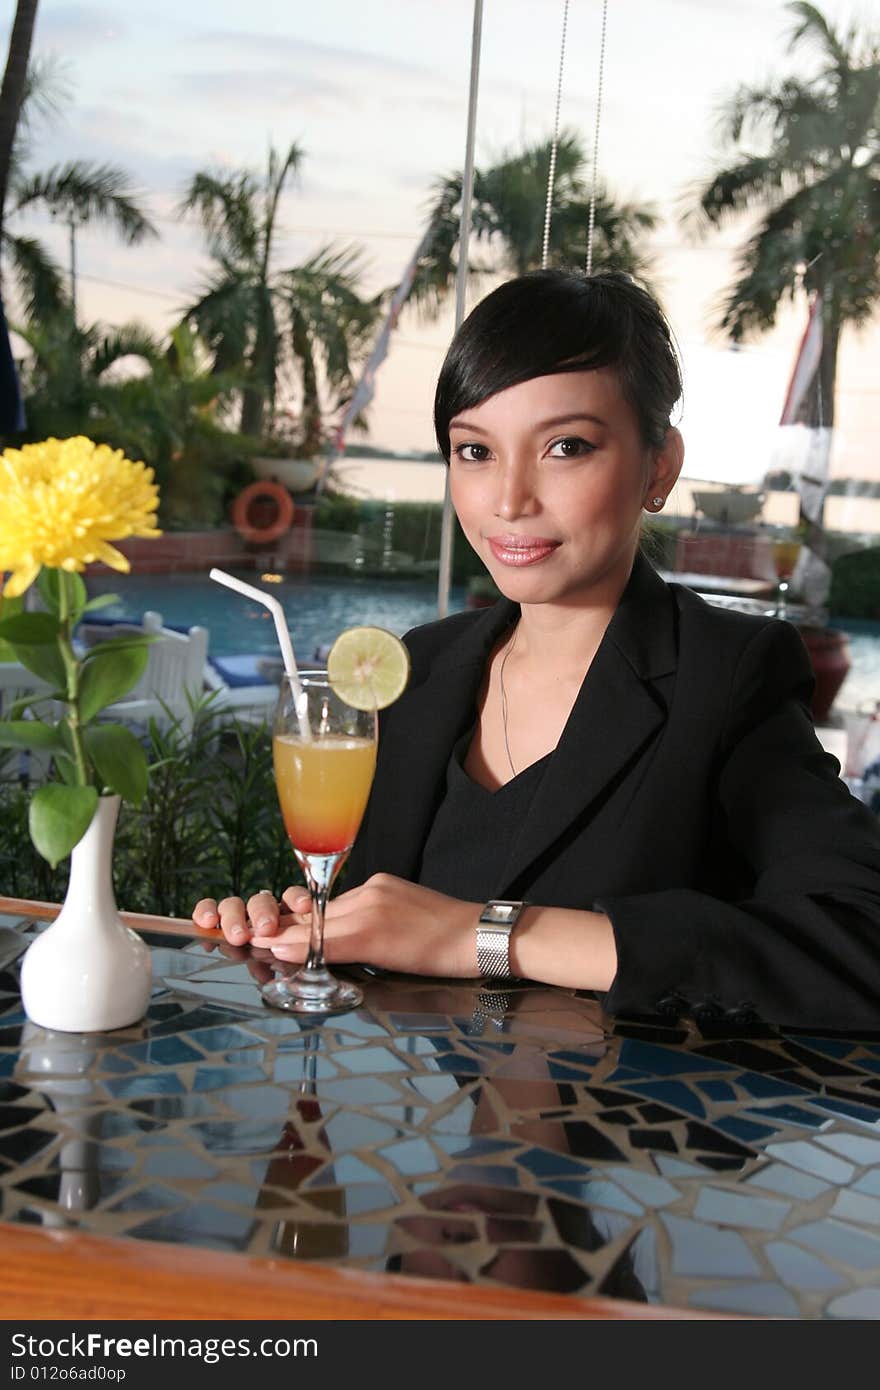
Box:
[479,900,524,927]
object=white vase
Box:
[19,794,152,1032]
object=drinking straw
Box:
[209,568,310,739]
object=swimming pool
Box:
[84,571,468,662]
[83,570,878,709]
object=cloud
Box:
[37,3,128,47]
[177,67,348,111]
[187,28,439,82]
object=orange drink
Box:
[273,733,377,855]
[772,539,801,579]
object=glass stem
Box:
[297,851,345,977]
[777,579,789,621]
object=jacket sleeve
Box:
[600,620,880,1027]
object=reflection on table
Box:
[2,911,880,1319]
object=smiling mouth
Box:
[487,536,561,566]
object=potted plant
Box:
[251,409,323,494]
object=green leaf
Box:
[37,568,61,615]
[7,690,66,719]
[0,720,63,751]
[84,724,148,806]
[0,612,61,644]
[82,594,122,614]
[81,634,156,658]
[78,644,150,723]
[53,752,79,786]
[29,783,99,867]
[8,642,68,689]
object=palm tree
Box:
[13,312,160,442]
[410,130,658,313]
[16,313,250,526]
[5,160,158,324]
[0,0,38,248]
[689,2,880,430]
[1,50,157,323]
[179,142,381,453]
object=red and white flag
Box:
[318,226,436,489]
[779,291,823,426]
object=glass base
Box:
[261,968,363,1017]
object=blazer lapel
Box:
[498,558,679,895]
[366,599,518,880]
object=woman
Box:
[194,269,880,1026]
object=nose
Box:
[495,457,538,521]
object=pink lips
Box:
[487,534,560,566]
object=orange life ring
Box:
[232,481,295,544]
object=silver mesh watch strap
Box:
[476,900,526,979]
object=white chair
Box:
[98,612,209,737]
[0,662,52,715]
[202,655,278,727]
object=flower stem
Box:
[56,571,90,787]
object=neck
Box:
[510,555,636,676]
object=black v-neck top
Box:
[417,725,550,901]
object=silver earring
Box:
[651,496,664,509]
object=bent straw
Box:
[209,568,310,740]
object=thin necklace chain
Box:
[499,624,519,779]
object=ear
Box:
[643,427,684,511]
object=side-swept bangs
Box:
[434,268,681,458]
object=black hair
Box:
[433,268,682,459]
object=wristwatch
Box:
[476,899,526,979]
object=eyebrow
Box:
[449,412,608,434]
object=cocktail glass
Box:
[261,671,377,1016]
[772,536,802,621]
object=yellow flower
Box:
[0,436,161,597]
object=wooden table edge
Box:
[0,1222,725,1321]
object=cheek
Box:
[449,472,486,533]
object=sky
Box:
[6,0,880,486]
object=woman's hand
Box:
[251,874,480,978]
[192,889,310,946]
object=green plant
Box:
[0,437,160,865]
[830,546,880,619]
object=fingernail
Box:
[229,927,247,942]
[256,918,274,932]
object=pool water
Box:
[84,571,468,661]
[83,570,878,708]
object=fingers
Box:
[282,885,312,915]
[245,889,282,940]
[216,896,251,945]
[192,898,220,931]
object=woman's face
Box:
[448,368,682,611]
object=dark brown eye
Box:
[548,436,595,458]
[454,443,491,463]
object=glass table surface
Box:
[2,913,880,1319]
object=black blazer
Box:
[346,557,880,1027]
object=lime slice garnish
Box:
[326,626,411,711]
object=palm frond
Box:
[179,171,259,265]
[3,231,67,321]
[787,2,850,70]
[10,161,157,243]
[90,324,161,379]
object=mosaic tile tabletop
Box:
[2,915,880,1318]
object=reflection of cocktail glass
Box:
[261,671,377,1017]
[772,537,801,620]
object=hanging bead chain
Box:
[541,0,570,271]
[586,0,609,276]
